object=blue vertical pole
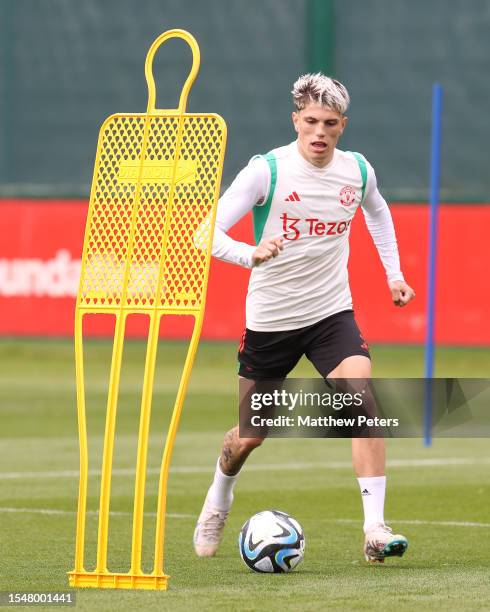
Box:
[424,83,443,446]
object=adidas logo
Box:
[284,191,301,202]
[361,488,371,496]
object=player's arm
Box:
[211,157,283,268]
[361,162,415,307]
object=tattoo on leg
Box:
[222,445,233,465]
[219,427,256,476]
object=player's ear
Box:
[292,111,299,133]
[340,115,348,132]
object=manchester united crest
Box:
[339,185,357,206]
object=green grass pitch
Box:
[1,339,489,611]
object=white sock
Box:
[206,457,239,511]
[357,475,386,533]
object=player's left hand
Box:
[389,280,415,307]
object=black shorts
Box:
[237,310,370,380]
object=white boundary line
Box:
[1,457,489,480]
[335,518,490,528]
[0,507,192,519]
[0,507,488,528]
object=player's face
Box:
[292,103,348,167]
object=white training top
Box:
[212,141,404,332]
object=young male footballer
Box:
[194,73,415,562]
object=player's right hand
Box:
[252,236,284,266]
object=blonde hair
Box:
[292,72,350,115]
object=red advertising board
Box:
[0,199,488,344]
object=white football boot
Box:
[193,492,230,557]
[364,523,408,563]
